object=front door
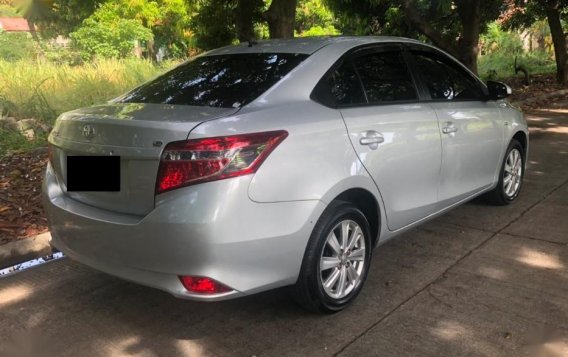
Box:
[336,48,442,231]
[409,49,505,207]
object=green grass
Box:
[478,51,556,81]
[0,58,178,125]
[0,128,47,155]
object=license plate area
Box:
[67,156,120,192]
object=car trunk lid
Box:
[48,103,239,216]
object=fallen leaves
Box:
[508,73,568,111]
[0,148,49,245]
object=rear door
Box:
[315,45,442,231]
[408,48,504,207]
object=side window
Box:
[412,51,484,101]
[352,51,417,103]
[313,61,366,107]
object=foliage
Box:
[0,3,19,15]
[70,3,153,60]
[15,0,55,22]
[0,58,176,123]
[297,24,338,36]
[480,22,523,55]
[114,0,193,58]
[188,0,236,50]
[500,0,568,30]
[0,31,37,61]
[479,50,556,80]
[32,0,105,37]
[295,0,338,36]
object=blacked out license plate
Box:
[66,156,120,192]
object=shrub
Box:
[0,31,37,61]
[70,3,153,60]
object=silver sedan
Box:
[43,36,528,313]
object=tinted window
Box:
[412,51,484,101]
[118,53,308,108]
[314,61,366,106]
[353,51,417,103]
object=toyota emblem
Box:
[82,124,96,139]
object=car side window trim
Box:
[403,44,490,102]
[311,43,422,109]
[349,60,369,104]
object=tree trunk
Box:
[399,0,482,74]
[546,3,567,85]
[263,0,297,39]
[26,18,44,59]
[235,0,258,42]
[455,0,481,74]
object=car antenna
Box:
[248,39,258,47]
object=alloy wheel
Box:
[319,220,366,299]
[503,148,522,198]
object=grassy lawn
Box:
[0,58,178,154]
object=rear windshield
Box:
[118,53,308,108]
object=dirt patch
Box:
[508,73,568,111]
[0,149,49,245]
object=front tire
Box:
[484,139,525,205]
[291,201,372,313]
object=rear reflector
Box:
[156,130,288,194]
[179,276,232,294]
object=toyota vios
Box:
[43,37,528,312]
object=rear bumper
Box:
[43,163,325,301]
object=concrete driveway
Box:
[1,104,567,357]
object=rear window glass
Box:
[118,53,308,108]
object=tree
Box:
[235,0,263,42]
[264,0,298,38]
[295,0,338,36]
[546,1,568,84]
[189,0,236,49]
[325,0,502,73]
[502,0,568,85]
[16,0,54,50]
[398,0,502,73]
[70,2,153,59]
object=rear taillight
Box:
[156,130,288,194]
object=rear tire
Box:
[484,139,525,205]
[290,201,372,313]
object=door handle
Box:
[359,130,384,150]
[441,122,458,134]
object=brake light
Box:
[156,130,288,194]
[179,276,232,294]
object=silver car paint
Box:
[43,37,528,300]
[49,104,239,215]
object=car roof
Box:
[206,36,424,56]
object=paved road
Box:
[1,105,567,357]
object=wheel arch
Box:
[332,188,381,247]
[512,130,528,155]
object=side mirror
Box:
[486,80,512,100]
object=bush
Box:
[0,31,37,61]
[70,3,154,60]
[480,22,524,56]
[0,128,46,155]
